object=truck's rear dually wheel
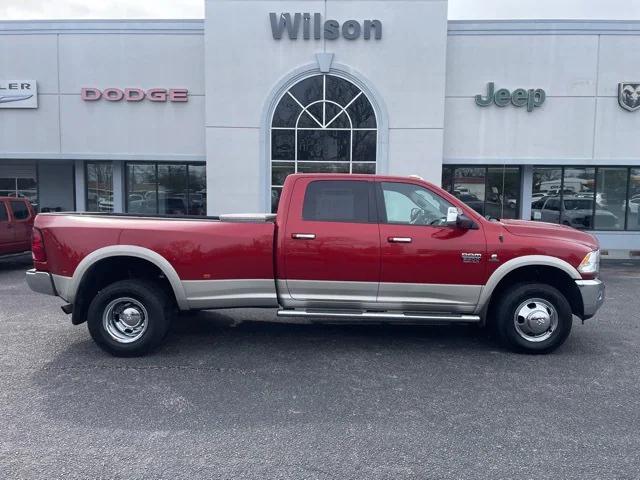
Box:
[87,279,171,357]
[493,283,573,354]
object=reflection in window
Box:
[628,169,640,231]
[442,166,520,219]
[531,166,640,231]
[270,74,377,212]
[595,168,626,230]
[0,176,38,210]
[86,162,113,212]
[126,163,206,216]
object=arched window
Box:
[270,74,377,212]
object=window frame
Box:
[531,165,635,232]
[85,161,114,213]
[441,165,522,220]
[9,200,30,221]
[301,179,377,224]
[123,162,207,216]
[375,181,456,227]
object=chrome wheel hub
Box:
[103,297,148,344]
[513,298,558,343]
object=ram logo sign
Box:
[0,80,38,109]
[618,82,640,112]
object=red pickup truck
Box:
[0,197,35,257]
[26,174,604,356]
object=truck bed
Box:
[34,212,279,309]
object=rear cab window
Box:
[10,201,30,220]
[302,180,375,223]
[0,202,7,222]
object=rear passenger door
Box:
[282,178,380,307]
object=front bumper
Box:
[575,279,605,320]
[25,269,57,296]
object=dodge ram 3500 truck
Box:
[26,174,605,356]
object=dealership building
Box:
[1,0,640,253]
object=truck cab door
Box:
[280,178,380,308]
[8,200,32,252]
[0,201,14,255]
[376,180,486,313]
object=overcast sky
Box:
[1,0,640,21]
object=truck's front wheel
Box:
[493,283,573,354]
[86,279,171,357]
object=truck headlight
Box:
[578,250,600,275]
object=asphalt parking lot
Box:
[1,254,639,479]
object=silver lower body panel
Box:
[277,309,481,324]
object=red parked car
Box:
[26,174,604,356]
[0,197,35,257]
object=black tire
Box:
[492,282,573,354]
[86,279,171,357]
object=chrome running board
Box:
[277,309,481,323]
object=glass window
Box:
[187,164,206,216]
[595,168,627,230]
[445,166,521,220]
[126,163,206,216]
[86,162,113,212]
[628,168,640,231]
[270,74,377,213]
[127,164,157,214]
[10,201,29,220]
[302,180,371,223]
[560,167,595,230]
[158,164,188,215]
[441,167,453,194]
[532,167,562,221]
[0,203,7,222]
[487,167,521,219]
[0,177,38,210]
[452,167,486,216]
[381,182,454,226]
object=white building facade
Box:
[1,0,640,253]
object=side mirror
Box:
[455,214,477,230]
[446,207,477,230]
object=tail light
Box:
[31,227,47,262]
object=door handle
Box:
[388,237,412,243]
[292,233,316,240]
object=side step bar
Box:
[277,309,481,323]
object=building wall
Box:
[204,0,449,213]
[0,21,206,161]
[444,22,640,165]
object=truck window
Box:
[302,180,371,223]
[380,182,454,226]
[10,201,29,220]
[0,203,7,222]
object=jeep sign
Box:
[475,82,545,112]
[0,80,38,109]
